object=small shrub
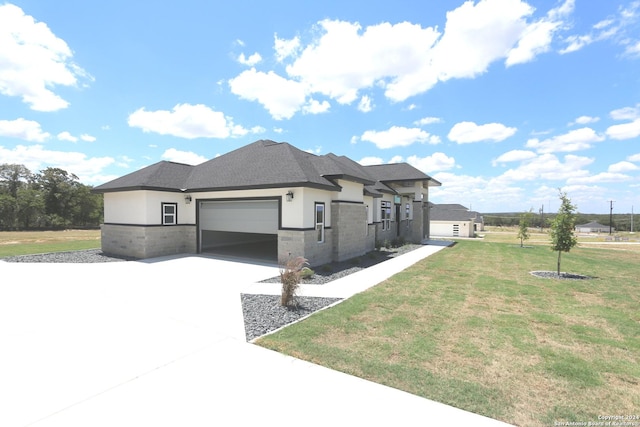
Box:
[384,239,391,249]
[375,240,382,250]
[300,267,315,279]
[279,256,308,307]
[349,256,362,265]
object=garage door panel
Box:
[200,200,278,234]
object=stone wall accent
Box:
[277,228,333,267]
[101,224,196,259]
[331,202,368,262]
[410,200,426,242]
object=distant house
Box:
[92,140,442,266]
[429,203,484,237]
[575,221,614,233]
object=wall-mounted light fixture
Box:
[184,194,192,204]
[286,191,294,202]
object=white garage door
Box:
[199,200,278,234]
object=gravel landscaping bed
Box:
[2,249,132,263]
[530,271,592,280]
[261,243,422,285]
[241,294,341,341]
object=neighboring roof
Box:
[429,203,481,222]
[576,221,612,229]
[93,140,438,194]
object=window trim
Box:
[315,202,325,243]
[162,202,178,225]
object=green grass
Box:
[0,230,100,258]
[257,240,640,426]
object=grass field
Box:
[258,236,640,426]
[0,229,101,258]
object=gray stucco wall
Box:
[101,224,196,259]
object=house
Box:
[92,140,441,266]
[575,221,614,233]
[428,203,483,237]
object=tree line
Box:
[484,212,636,232]
[0,164,103,230]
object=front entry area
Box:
[198,199,280,263]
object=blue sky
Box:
[1,0,639,214]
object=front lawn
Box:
[257,240,640,426]
[0,230,100,258]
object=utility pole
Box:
[609,200,614,235]
[539,205,544,231]
[632,205,634,233]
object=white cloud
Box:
[0,118,50,142]
[302,98,330,115]
[274,34,301,62]
[228,68,307,120]
[448,121,517,143]
[304,146,322,155]
[57,131,78,142]
[560,1,640,55]
[285,19,440,104]
[608,161,639,173]
[161,148,208,165]
[128,103,239,139]
[80,134,96,142]
[606,119,640,140]
[414,116,442,126]
[0,144,113,182]
[525,127,605,153]
[624,40,640,57]
[406,152,456,173]
[358,156,384,166]
[361,126,439,149]
[569,115,600,126]
[497,153,593,182]
[506,0,573,66]
[231,1,576,117]
[430,171,524,211]
[237,52,262,66]
[567,172,632,185]
[492,149,537,165]
[0,4,92,111]
[357,95,373,112]
[628,153,640,162]
[610,104,639,120]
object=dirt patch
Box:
[530,271,592,280]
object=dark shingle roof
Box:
[93,140,439,194]
[92,161,194,192]
[429,203,480,222]
[363,163,441,185]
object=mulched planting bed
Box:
[261,244,422,285]
[241,294,342,341]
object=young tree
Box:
[517,210,533,247]
[549,191,578,276]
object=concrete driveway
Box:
[0,253,511,426]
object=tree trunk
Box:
[557,251,561,276]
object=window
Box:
[381,201,391,231]
[315,203,325,242]
[162,203,177,225]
